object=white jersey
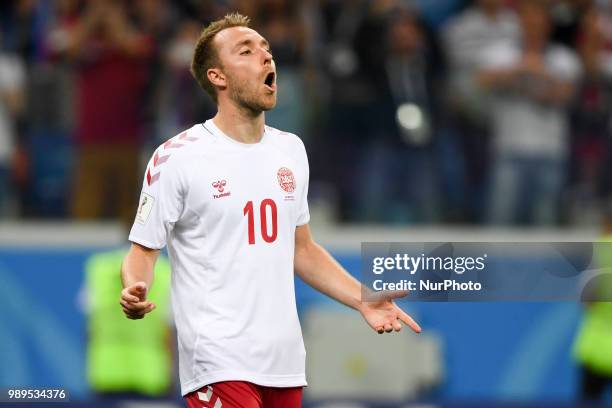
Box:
[129,119,310,395]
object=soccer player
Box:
[120,13,421,408]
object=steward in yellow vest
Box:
[85,248,172,397]
[573,231,612,400]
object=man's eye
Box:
[240,50,251,55]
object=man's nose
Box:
[263,49,272,65]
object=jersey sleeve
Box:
[129,149,186,249]
[295,140,310,226]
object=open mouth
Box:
[264,72,276,89]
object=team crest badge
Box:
[277,167,296,193]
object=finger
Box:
[393,320,402,332]
[368,290,409,302]
[120,299,146,310]
[120,299,151,311]
[128,282,148,299]
[132,281,147,292]
[122,305,141,318]
[121,305,141,318]
[376,327,384,334]
[386,290,409,300]
[121,291,140,303]
[384,324,393,333]
[121,301,155,317]
[123,307,146,319]
[397,308,422,333]
[134,304,155,317]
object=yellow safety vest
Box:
[85,249,172,396]
[573,236,612,375]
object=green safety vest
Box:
[85,248,172,396]
[573,235,612,375]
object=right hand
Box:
[120,281,156,319]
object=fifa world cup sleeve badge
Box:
[135,192,155,224]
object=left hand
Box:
[358,291,421,334]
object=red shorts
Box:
[184,381,302,408]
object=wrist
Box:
[353,286,369,311]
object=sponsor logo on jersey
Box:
[212,180,227,192]
[277,167,296,193]
[212,180,231,199]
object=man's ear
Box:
[207,68,226,89]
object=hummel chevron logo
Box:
[147,131,199,186]
[212,180,231,199]
[197,387,213,402]
[153,150,170,166]
[197,386,223,407]
[146,168,160,186]
[212,180,227,192]
[163,139,183,149]
[178,131,198,142]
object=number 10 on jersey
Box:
[243,199,278,244]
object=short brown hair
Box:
[190,13,251,102]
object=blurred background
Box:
[1,0,612,406]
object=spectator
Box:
[43,0,80,130]
[316,0,396,221]
[0,0,608,226]
[63,0,154,226]
[550,0,593,47]
[132,0,174,144]
[83,246,174,400]
[0,33,25,217]
[157,19,214,139]
[568,7,612,223]
[255,0,309,137]
[478,0,581,225]
[357,9,440,223]
[10,0,38,64]
[22,0,81,218]
[441,0,520,222]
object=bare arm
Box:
[477,66,520,91]
[478,51,576,107]
[1,88,24,116]
[529,77,575,106]
[294,225,421,333]
[103,4,152,58]
[120,242,160,319]
[65,3,150,59]
[64,4,105,59]
[294,224,362,310]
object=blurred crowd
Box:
[1,0,612,226]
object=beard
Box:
[227,73,276,115]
